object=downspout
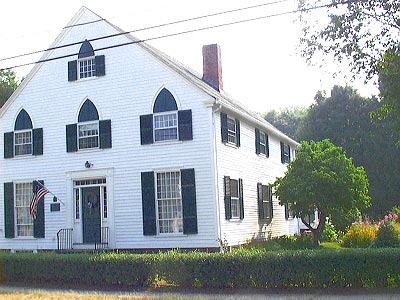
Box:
[211,101,223,250]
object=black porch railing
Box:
[95,226,109,250]
[57,228,73,251]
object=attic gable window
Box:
[68,40,105,81]
[140,88,193,145]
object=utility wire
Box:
[0,0,351,72]
[0,0,289,63]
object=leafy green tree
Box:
[299,85,400,218]
[272,139,371,247]
[0,69,18,108]
[298,0,399,80]
[376,46,400,142]
[263,107,307,141]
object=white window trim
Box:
[77,120,99,151]
[14,129,32,157]
[259,132,267,156]
[153,111,179,143]
[155,170,183,235]
[78,56,96,80]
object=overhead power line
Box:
[0,0,352,72]
[0,0,290,63]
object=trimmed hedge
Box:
[1,248,400,289]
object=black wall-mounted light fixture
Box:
[85,161,93,168]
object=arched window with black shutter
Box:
[66,99,112,152]
[68,40,105,81]
[140,88,193,144]
[4,109,43,158]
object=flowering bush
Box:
[341,221,378,248]
[375,213,400,248]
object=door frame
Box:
[66,168,114,248]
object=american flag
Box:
[29,183,49,220]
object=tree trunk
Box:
[301,211,326,248]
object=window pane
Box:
[231,197,240,218]
[78,122,99,149]
[79,58,96,79]
[156,171,183,233]
[154,113,178,142]
[14,131,32,156]
[230,179,238,198]
[15,182,33,237]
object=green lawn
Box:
[320,241,343,250]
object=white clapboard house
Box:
[0,7,301,251]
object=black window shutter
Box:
[235,119,241,147]
[280,142,285,164]
[239,178,244,219]
[288,145,291,162]
[141,172,157,236]
[255,128,260,154]
[140,114,153,145]
[33,128,43,156]
[220,112,228,143]
[66,124,78,152]
[33,180,45,238]
[181,168,198,234]
[4,132,14,159]
[178,110,193,141]
[223,176,231,220]
[4,182,14,238]
[269,186,274,219]
[257,183,263,219]
[99,119,112,149]
[95,55,106,77]
[265,133,270,158]
[68,60,77,81]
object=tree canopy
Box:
[298,0,399,80]
[0,69,18,108]
[272,139,371,246]
[298,85,400,218]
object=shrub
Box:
[321,221,339,242]
[375,214,400,248]
[341,222,378,248]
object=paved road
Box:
[1,285,400,299]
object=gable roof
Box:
[1,6,298,146]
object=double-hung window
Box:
[15,182,33,237]
[78,121,99,150]
[156,171,183,234]
[223,176,244,220]
[14,129,32,156]
[258,183,273,220]
[227,117,237,145]
[154,111,178,142]
[230,179,240,218]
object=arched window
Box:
[77,99,99,150]
[66,99,112,153]
[139,88,193,145]
[14,109,33,156]
[152,88,179,142]
[68,40,105,81]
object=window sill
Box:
[151,140,183,146]
[155,233,186,237]
[72,76,100,83]
[8,154,35,160]
[223,142,239,149]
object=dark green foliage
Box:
[0,70,18,108]
[263,107,307,141]
[1,249,400,289]
[375,222,400,248]
[299,86,400,219]
[0,252,155,288]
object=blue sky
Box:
[0,0,379,112]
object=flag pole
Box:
[35,180,65,206]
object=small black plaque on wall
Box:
[50,203,60,212]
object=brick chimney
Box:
[202,44,223,92]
